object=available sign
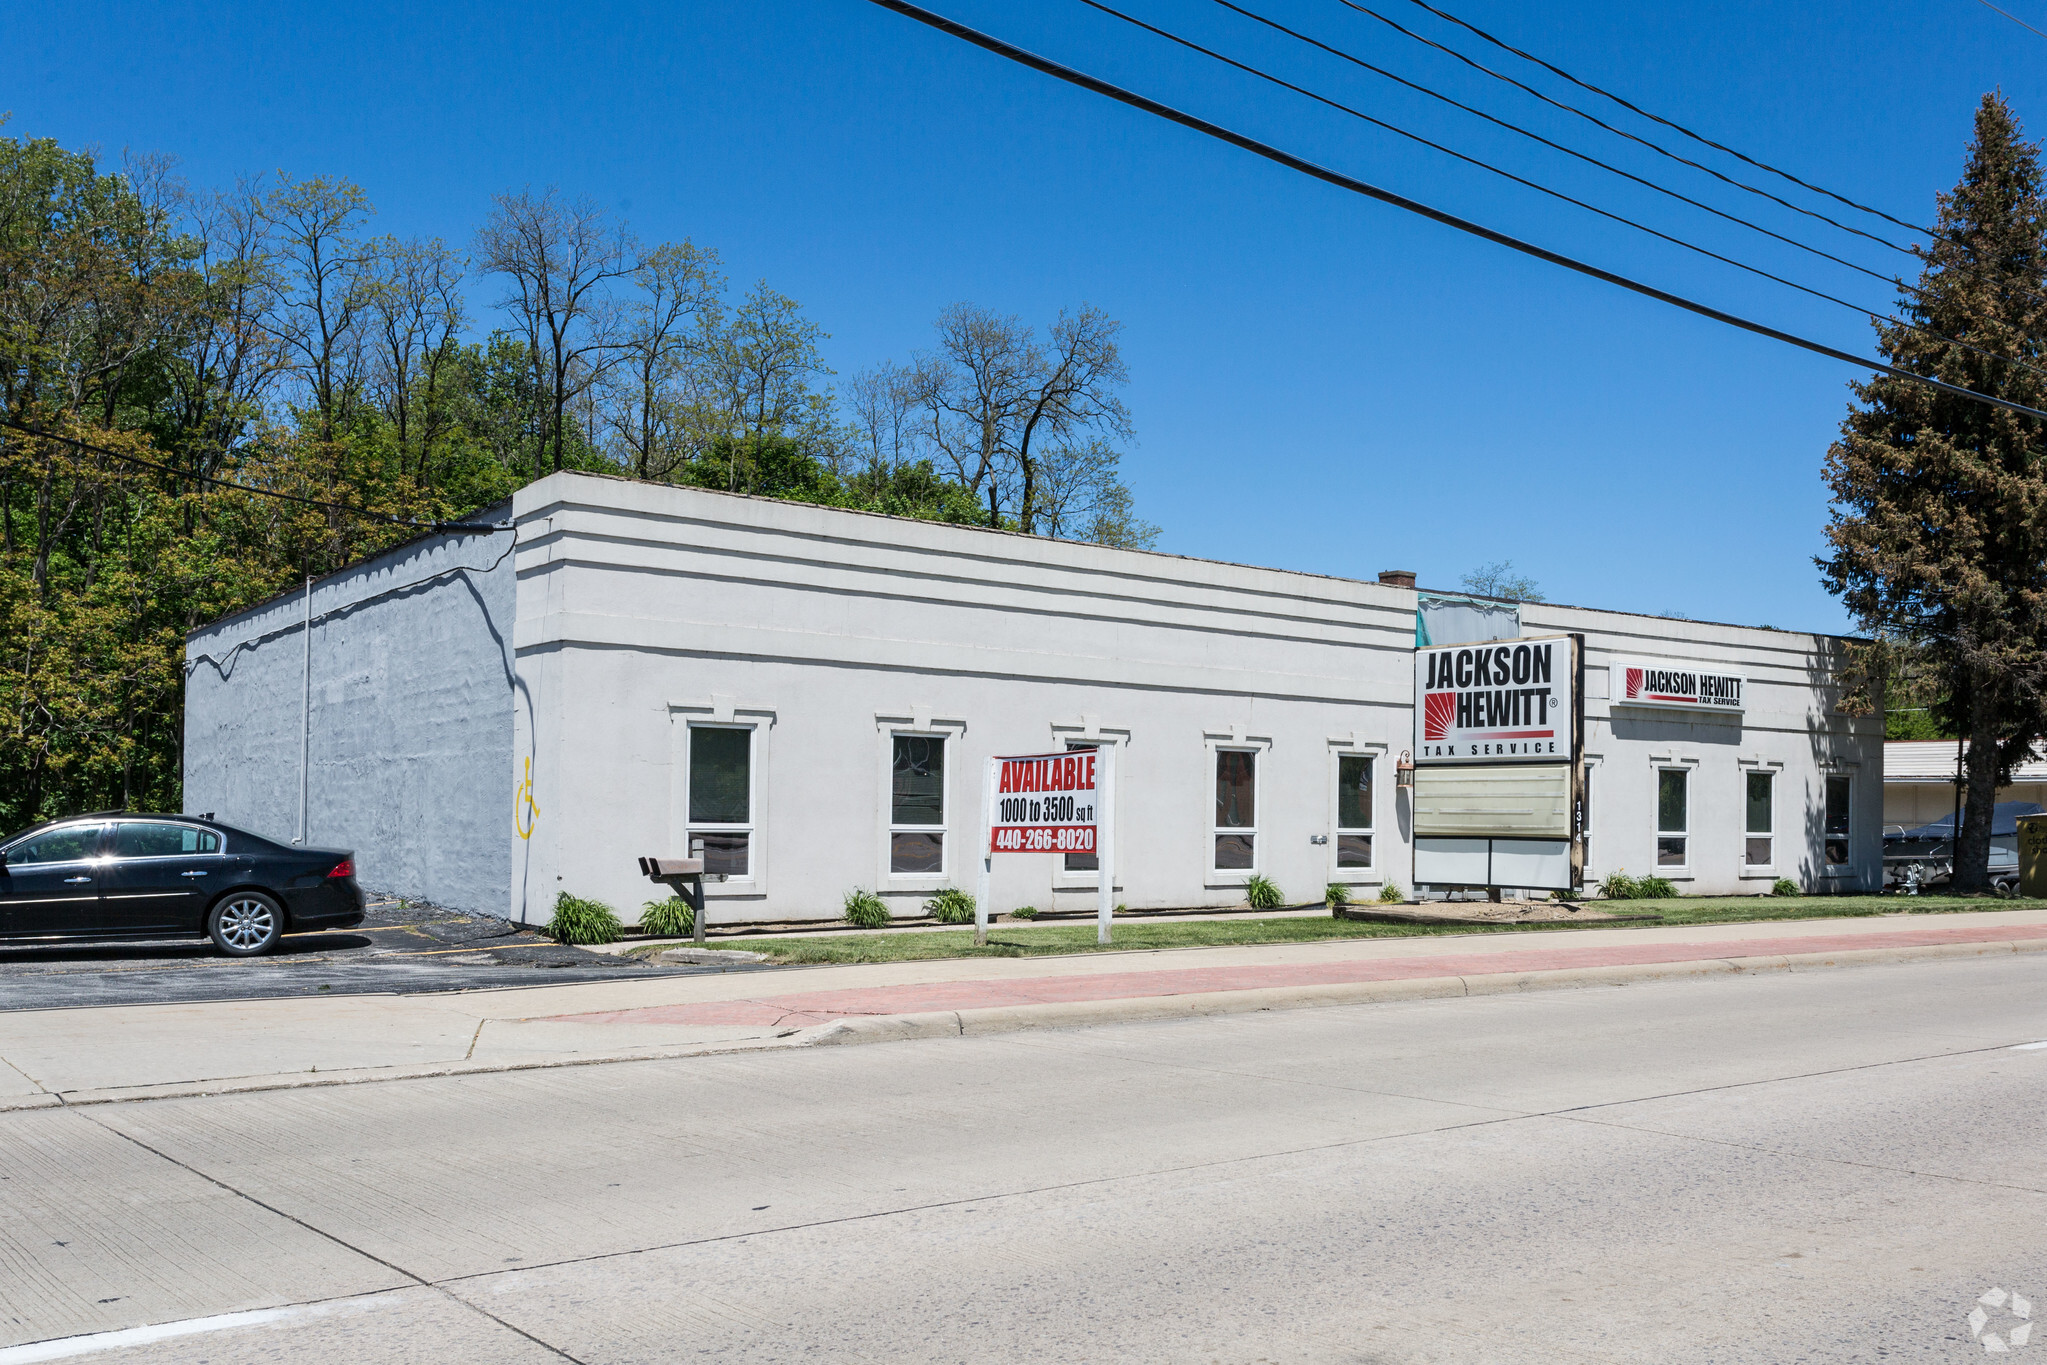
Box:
[1610,656,1745,713]
[989,751,1100,854]
[1413,634,1577,764]
[977,746,1119,946]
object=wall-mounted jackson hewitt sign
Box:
[1609,656,1746,713]
[1413,634,1578,763]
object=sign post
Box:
[976,747,1115,946]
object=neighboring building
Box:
[1882,740,2047,830]
[183,472,1883,924]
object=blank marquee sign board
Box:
[974,747,1118,945]
[1412,633,1585,893]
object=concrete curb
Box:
[7,934,2043,1111]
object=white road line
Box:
[0,1307,304,1363]
[2011,1041,2047,1050]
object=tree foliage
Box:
[0,133,1161,829]
[1459,560,1544,602]
[1820,94,2047,889]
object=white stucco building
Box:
[183,472,1883,924]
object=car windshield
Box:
[4,824,103,866]
[111,822,221,858]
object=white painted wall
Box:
[501,473,1881,924]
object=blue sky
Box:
[5,0,2043,631]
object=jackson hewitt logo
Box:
[1970,1287,2032,1352]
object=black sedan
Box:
[0,813,364,956]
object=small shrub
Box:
[924,888,976,924]
[1325,882,1352,907]
[546,892,622,946]
[1599,869,1640,901]
[1633,876,1678,900]
[842,888,891,929]
[1011,906,1040,919]
[1245,874,1284,909]
[1378,882,1405,904]
[638,897,695,937]
[1771,877,1801,897]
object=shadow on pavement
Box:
[0,897,758,1011]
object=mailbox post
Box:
[637,856,708,944]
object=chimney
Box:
[1377,569,1417,590]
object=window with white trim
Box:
[1656,768,1687,868]
[1214,748,1257,870]
[890,734,946,875]
[1335,754,1373,869]
[1824,775,1851,867]
[687,725,753,878]
[1745,771,1773,868]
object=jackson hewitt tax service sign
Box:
[1610,656,1746,712]
[1415,634,1575,762]
[989,751,1101,853]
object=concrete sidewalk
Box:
[4,908,2045,1110]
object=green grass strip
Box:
[628,895,2043,966]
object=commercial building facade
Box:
[184,472,1882,924]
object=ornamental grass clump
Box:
[1011,906,1040,919]
[843,888,891,929]
[1378,882,1405,904]
[1245,875,1284,910]
[1324,882,1351,908]
[1771,877,1801,897]
[639,897,695,937]
[1633,876,1679,900]
[1600,870,1640,901]
[924,888,976,924]
[546,892,623,945]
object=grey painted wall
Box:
[183,506,517,915]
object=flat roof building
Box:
[184,472,1882,924]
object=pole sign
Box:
[977,747,1118,947]
[989,751,1100,854]
[1413,634,1576,763]
[1609,656,1746,713]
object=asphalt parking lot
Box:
[0,898,745,1011]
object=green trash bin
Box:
[2020,814,2047,899]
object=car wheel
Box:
[209,892,283,956]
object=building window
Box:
[1064,741,1101,873]
[1824,774,1851,867]
[1215,749,1257,870]
[1745,771,1773,868]
[687,726,752,878]
[891,734,946,874]
[1336,755,1373,869]
[1657,768,1687,867]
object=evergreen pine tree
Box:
[1822,94,2047,890]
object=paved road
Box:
[0,901,718,1010]
[4,955,2045,1363]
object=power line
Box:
[1334,0,1920,256]
[862,0,2047,422]
[1356,0,2047,316]
[1214,0,1909,291]
[0,419,506,535]
[1082,0,2047,382]
[1977,0,2047,44]
[1397,0,1935,241]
